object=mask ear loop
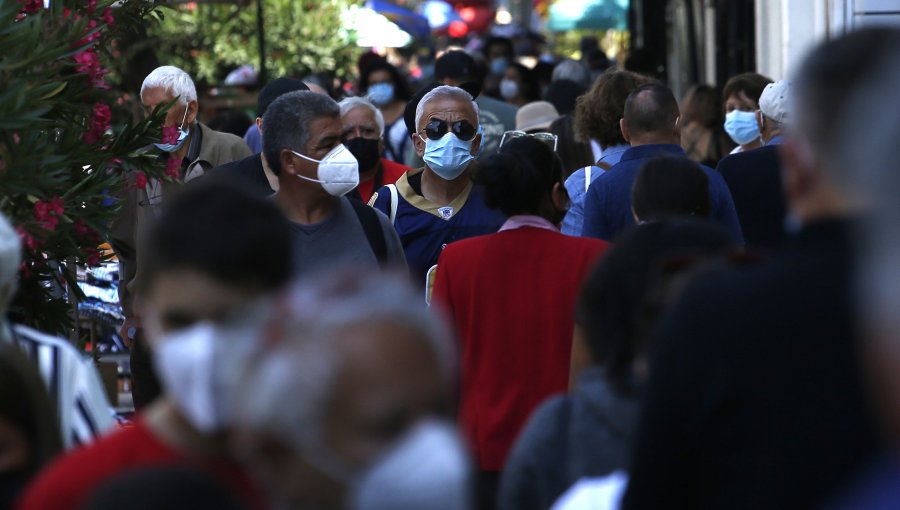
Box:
[178,104,190,131]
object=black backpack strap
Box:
[349,199,388,267]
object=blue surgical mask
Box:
[724,110,761,146]
[154,107,191,153]
[420,131,476,181]
[490,58,509,76]
[367,83,395,107]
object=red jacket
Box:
[432,224,609,471]
[356,158,410,204]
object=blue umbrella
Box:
[418,0,463,31]
[366,0,431,39]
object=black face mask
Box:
[345,137,381,173]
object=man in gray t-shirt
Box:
[287,197,405,275]
[261,90,407,274]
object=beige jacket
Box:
[109,123,251,317]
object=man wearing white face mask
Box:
[369,85,506,290]
[18,181,292,510]
[262,91,406,274]
[232,271,471,510]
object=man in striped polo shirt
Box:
[0,213,114,449]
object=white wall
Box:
[755,0,900,80]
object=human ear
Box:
[620,118,630,143]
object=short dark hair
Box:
[262,91,340,176]
[84,466,246,510]
[508,62,541,103]
[632,157,710,221]
[575,70,654,145]
[358,58,412,102]
[142,180,293,293]
[473,136,562,217]
[483,36,514,59]
[623,83,679,136]
[257,77,309,117]
[722,72,772,106]
[575,220,734,393]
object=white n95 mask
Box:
[292,144,360,197]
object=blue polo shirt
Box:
[581,144,744,243]
[370,168,506,288]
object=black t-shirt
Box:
[210,154,273,197]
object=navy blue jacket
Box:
[717,145,787,249]
[581,144,743,243]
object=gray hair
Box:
[552,59,590,88]
[0,213,21,307]
[415,85,480,134]
[262,90,340,176]
[339,97,385,137]
[140,66,197,105]
[235,271,456,454]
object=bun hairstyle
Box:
[472,137,563,217]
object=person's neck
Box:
[791,181,864,226]
[629,135,679,147]
[275,180,337,225]
[762,129,783,145]
[359,161,381,184]
[741,139,763,152]
[143,398,227,458]
[421,166,470,205]
[259,153,280,192]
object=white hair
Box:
[339,97,385,137]
[141,65,197,105]
[414,85,480,134]
[0,213,21,309]
[552,59,590,87]
[235,271,456,455]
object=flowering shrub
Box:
[1,0,169,335]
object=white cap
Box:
[759,80,792,124]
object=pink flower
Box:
[85,0,97,14]
[85,250,102,267]
[18,0,42,14]
[165,157,181,180]
[101,6,114,25]
[72,49,108,89]
[133,171,148,189]
[15,227,42,252]
[34,196,64,231]
[48,196,64,216]
[160,125,179,145]
[74,218,90,236]
[83,102,112,144]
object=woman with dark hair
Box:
[431,137,609,510]
[680,84,733,167]
[0,344,61,509]
[497,219,735,510]
[722,72,773,155]
[500,63,540,107]
[632,156,710,222]
[358,58,414,164]
[549,115,594,179]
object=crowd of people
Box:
[3,25,900,510]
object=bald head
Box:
[621,83,680,145]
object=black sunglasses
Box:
[420,119,477,142]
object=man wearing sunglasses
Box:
[370,85,506,290]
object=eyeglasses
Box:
[499,130,558,152]
[419,119,478,142]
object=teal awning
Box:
[547,0,627,32]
